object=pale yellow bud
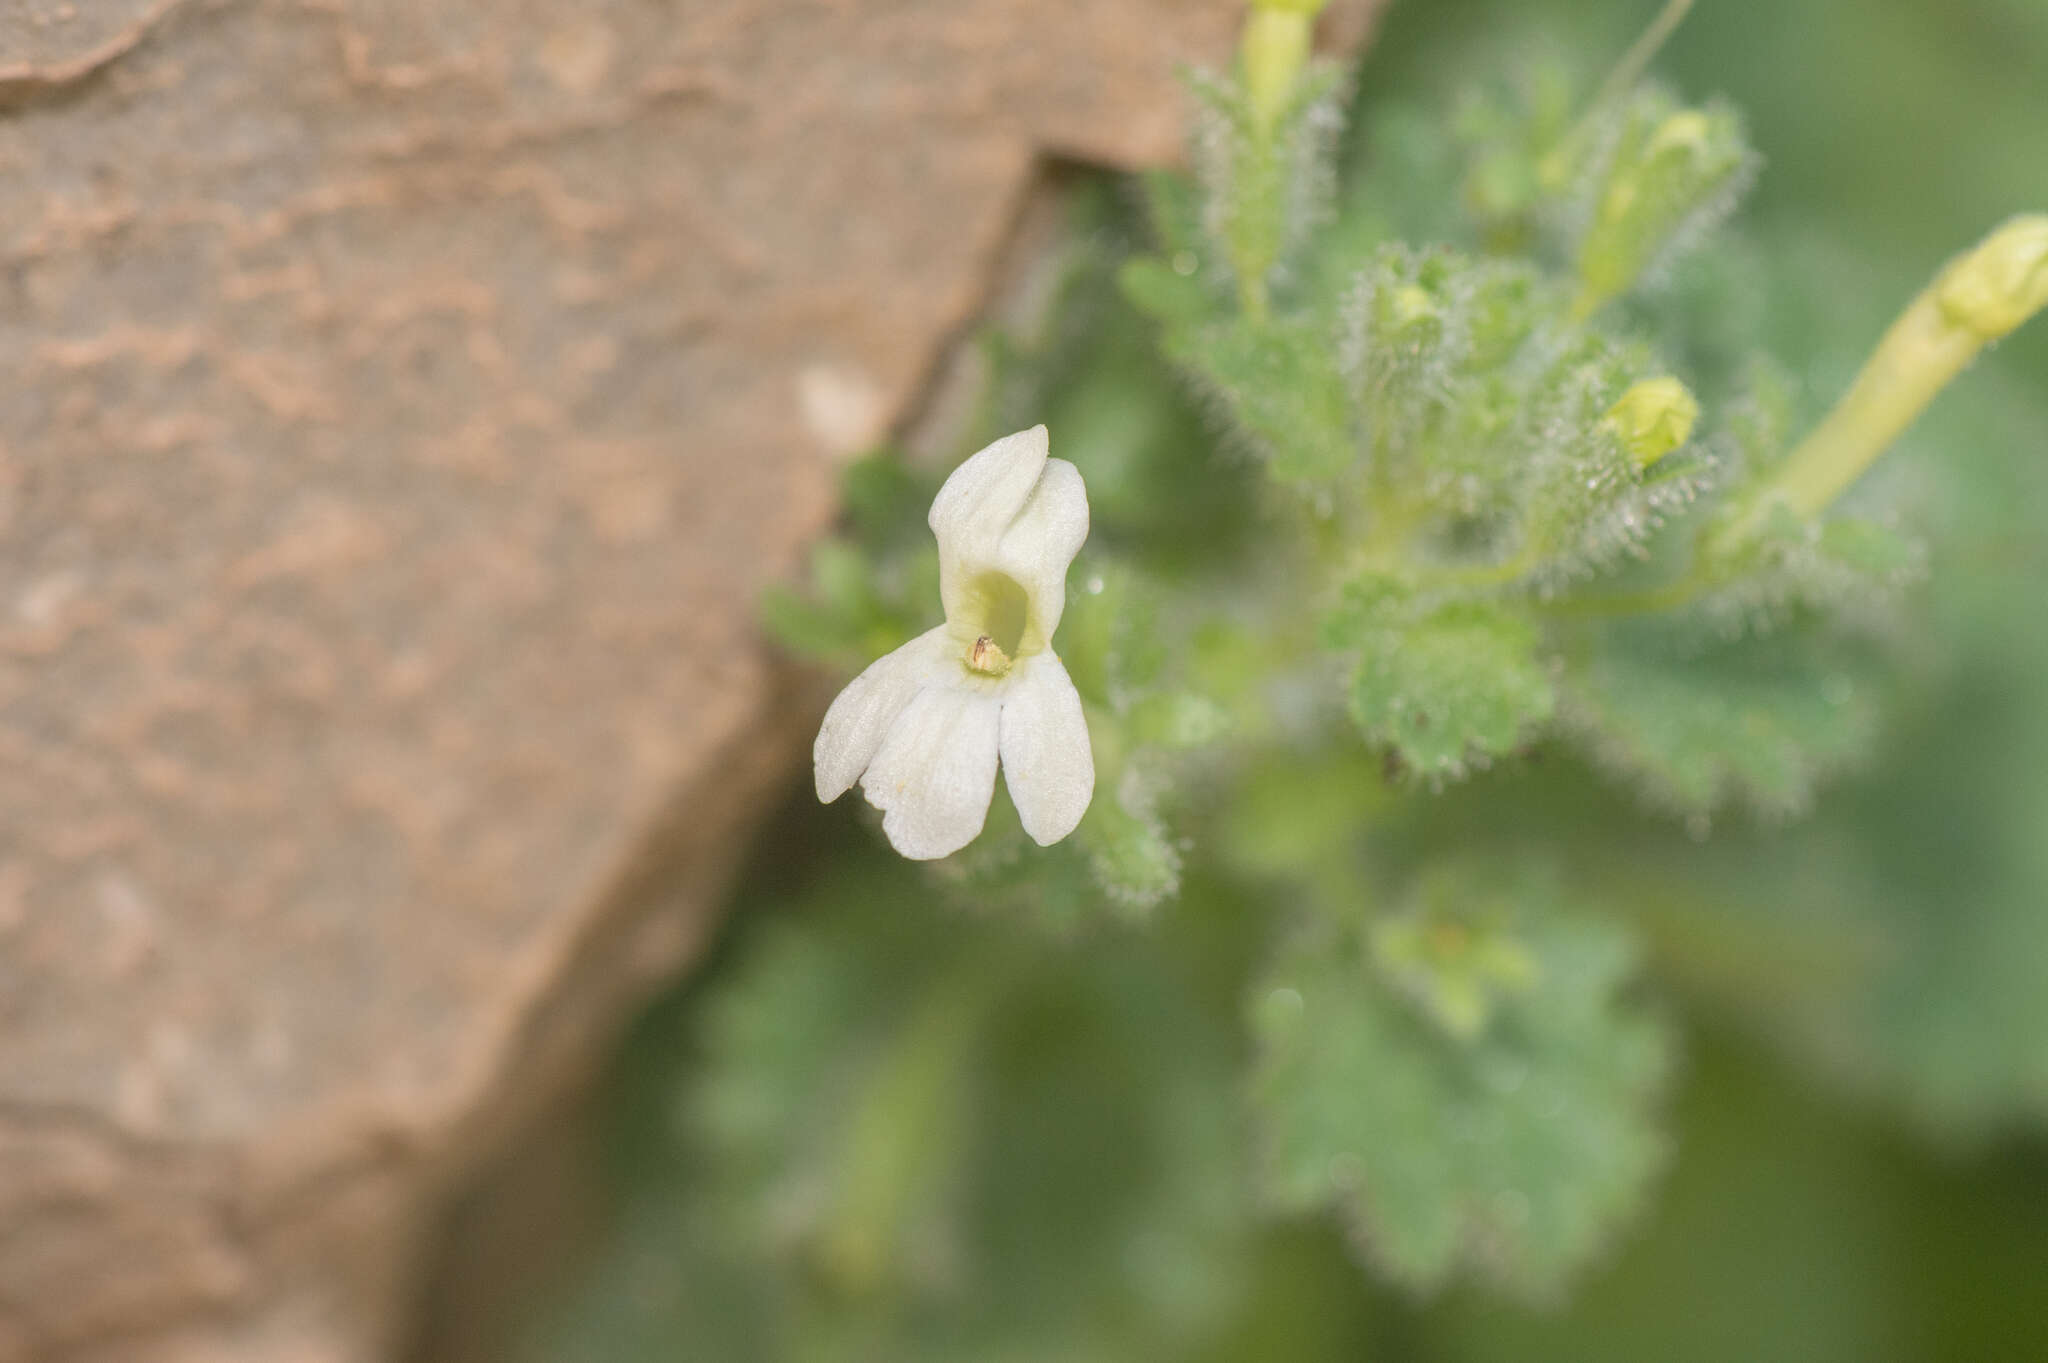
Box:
[1934,214,2048,340]
[1389,283,1436,329]
[1644,109,1713,160]
[1710,214,2048,556]
[1241,8,1313,132]
[1602,376,1700,467]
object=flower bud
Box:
[1934,214,2048,340]
[1574,99,1750,317]
[1388,282,1437,330]
[1643,108,1713,160]
[1709,214,2048,556]
[1601,375,1700,467]
[1241,5,1317,131]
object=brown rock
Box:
[0,1,1375,1359]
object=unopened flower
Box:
[814,426,1094,860]
[1935,213,2048,340]
[1710,214,2048,553]
[1601,375,1699,467]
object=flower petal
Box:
[813,625,952,802]
[862,683,1003,860]
[929,424,1048,553]
[998,651,1094,846]
[930,425,1049,618]
[992,456,1089,641]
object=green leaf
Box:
[1558,627,1883,819]
[1139,166,1207,258]
[1318,569,1417,651]
[1076,767,1183,916]
[1733,516,1927,623]
[1818,517,1920,583]
[1248,871,1670,1298]
[1344,601,1555,780]
[1165,315,1354,482]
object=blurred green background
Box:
[482,1,2048,1359]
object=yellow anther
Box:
[966,635,1012,676]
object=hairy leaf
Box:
[1559,627,1883,819]
[1249,874,1669,1298]
[1344,600,1555,780]
[1165,314,1355,482]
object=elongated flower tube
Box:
[814,426,1095,860]
[1708,213,2048,555]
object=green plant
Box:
[526,3,2048,1358]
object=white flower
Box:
[814,425,1095,860]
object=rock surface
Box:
[0,1,1371,1358]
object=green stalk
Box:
[1710,214,2048,555]
[1539,0,1698,191]
[1230,0,1328,323]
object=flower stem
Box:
[1535,573,1716,620]
[1540,0,1698,191]
[1584,0,1697,132]
[1708,214,2048,556]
